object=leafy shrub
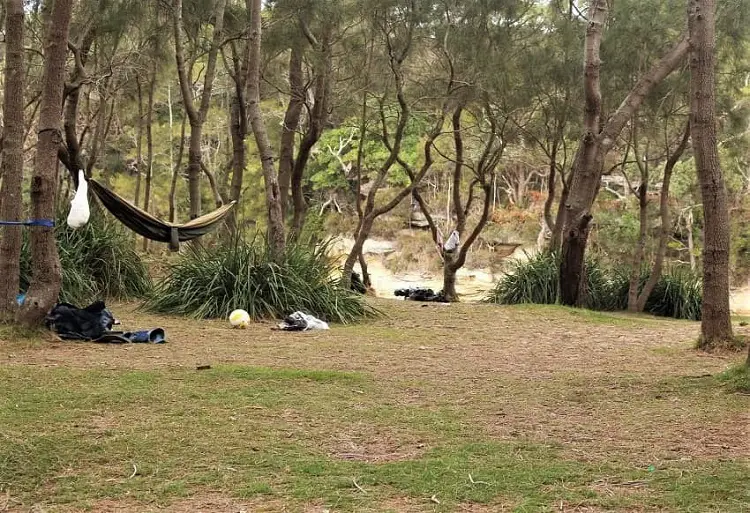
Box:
[717,364,750,393]
[144,236,375,323]
[486,251,703,320]
[20,211,151,305]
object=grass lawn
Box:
[1,299,749,512]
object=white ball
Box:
[229,309,250,329]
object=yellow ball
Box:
[229,309,250,329]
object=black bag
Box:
[45,301,115,340]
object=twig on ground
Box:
[352,478,367,494]
[430,494,440,504]
[129,463,138,479]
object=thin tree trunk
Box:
[627,183,648,312]
[291,29,333,238]
[142,74,155,251]
[247,0,285,255]
[18,0,74,327]
[0,0,25,321]
[543,143,559,234]
[688,0,733,348]
[134,78,143,207]
[169,116,187,223]
[549,175,570,251]
[278,44,303,218]
[173,0,227,219]
[635,121,690,311]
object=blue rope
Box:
[0,219,55,227]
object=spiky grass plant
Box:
[20,212,151,305]
[144,236,375,323]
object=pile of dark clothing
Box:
[350,272,367,294]
[45,301,166,343]
[394,287,449,303]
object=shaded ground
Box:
[1,299,749,512]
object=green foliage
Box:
[717,364,750,393]
[144,236,375,323]
[19,212,151,306]
[487,251,703,321]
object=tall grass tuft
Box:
[486,251,703,321]
[143,236,375,323]
[20,212,152,305]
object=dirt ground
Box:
[2,299,749,512]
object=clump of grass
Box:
[144,236,376,323]
[487,251,703,320]
[20,211,151,305]
[717,364,750,393]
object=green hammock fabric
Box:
[88,179,236,251]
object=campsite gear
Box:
[46,301,165,343]
[93,329,166,344]
[67,169,90,229]
[0,219,54,227]
[278,312,329,331]
[350,272,366,294]
[45,301,116,340]
[229,309,251,328]
[443,230,460,252]
[394,287,449,303]
[87,179,235,251]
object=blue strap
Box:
[0,219,55,227]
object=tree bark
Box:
[142,73,155,251]
[278,44,304,218]
[635,121,690,312]
[169,116,187,224]
[246,0,285,255]
[559,0,689,306]
[134,78,143,207]
[173,0,227,219]
[0,0,25,322]
[688,0,734,348]
[291,28,334,238]
[18,0,74,327]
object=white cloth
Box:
[67,170,90,229]
[443,230,460,252]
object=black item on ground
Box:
[394,287,449,303]
[350,272,366,294]
[45,301,115,340]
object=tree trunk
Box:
[247,0,285,255]
[142,74,155,251]
[635,121,691,312]
[343,217,373,283]
[543,143,559,234]
[134,78,143,207]
[0,0,25,322]
[688,0,734,348]
[173,0,227,219]
[627,183,648,312]
[549,175,570,251]
[278,44,303,218]
[18,0,74,327]
[442,255,458,302]
[559,0,689,305]
[291,30,334,238]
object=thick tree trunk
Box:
[247,0,285,255]
[442,256,459,302]
[18,0,74,327]
[559,0,689,305]
[278,44,303,218]
[343,217,373,283]
[688,0,733,348]
[0,0,25,322]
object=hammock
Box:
[88,179,236,251]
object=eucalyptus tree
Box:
[558,0,690,306]
[0,0,26,321]
[18,0,75,327]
